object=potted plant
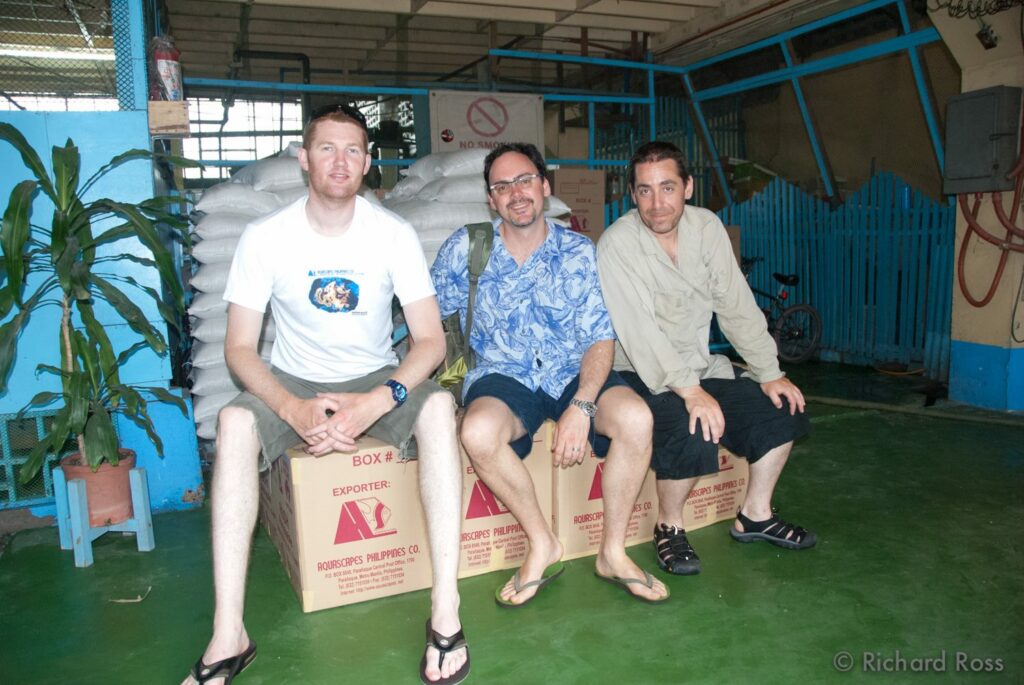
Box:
[0,122,196,526]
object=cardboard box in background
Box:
[553,447,749,561]
[147,100,190,137]
[543,109,589,161]
[259,439,434,613]
[550,169,606,244]
[458,422,553,579]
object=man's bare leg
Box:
[182,406,261,685]
[655,477,698,527]
[592,387,667,601]
[460,397,562,605]
[736,442,791,525]
[413,392,467,681]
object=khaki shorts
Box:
[222,366,451,471]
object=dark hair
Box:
[303,103,369,150]
[627,141,691,190]
[483,143,547,187]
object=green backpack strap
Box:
[464,221,494,369]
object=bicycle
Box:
[740,256,822,364]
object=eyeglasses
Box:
[307,103,368,131]
[488,173,542,195]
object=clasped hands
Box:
[282,391,388,456]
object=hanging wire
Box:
[929,0,1024,19]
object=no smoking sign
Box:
[430,90,543,151]
[466,97,508,138]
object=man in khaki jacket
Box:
[596,141,815,578]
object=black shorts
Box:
[621,370,810,480]
[464,371,628,458]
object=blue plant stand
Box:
[52,466,155,567]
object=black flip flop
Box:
[419,619,470,685]
[190,640,257,684]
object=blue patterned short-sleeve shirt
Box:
[431,218,615,401]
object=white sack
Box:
[195,183,281,215]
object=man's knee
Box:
[600,390,653,443]
[217,405,257,440]
[414,390,456,433]
[459,406,512,461]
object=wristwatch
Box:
[570,398,597,418]
[384,379,408,407]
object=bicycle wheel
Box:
[773,304,822,364]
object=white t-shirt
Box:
[224,195,435,382]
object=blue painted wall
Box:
[0,110,203,516]
[949,341,1024,412]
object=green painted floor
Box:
[1,364,1022,684]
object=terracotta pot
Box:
[60,449,136,527]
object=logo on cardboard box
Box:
[335,497,397,543]
[719,450,734,470]
[588,462,604,501]
[466,479,511,519]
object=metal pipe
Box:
[691,28,940,102]
[233,49,311,119]
[781,41,835,198]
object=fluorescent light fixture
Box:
[0,48,116,62]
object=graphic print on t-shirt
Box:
[308,270,361,313]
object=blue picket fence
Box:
[718,173,954,380]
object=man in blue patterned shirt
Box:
[431,143,669,605]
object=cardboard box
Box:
[553,447,749,561]
[553,452,659,561]
[550,169,606,244]
[260,426,555,611]
[457,422,553,579]
[147,100,190,137]
[259,439,434,613]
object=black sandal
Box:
[653,523,701,575]
[189,640,257,684]
[730,510,816,550]
[419,619,470,685]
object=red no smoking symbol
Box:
[466,97,508,138]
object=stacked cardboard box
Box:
[259,439,434,613]
[552,447,748,561]
[259,428,554,612]
[550,169,606,244]
[457,425,552,579]
[260,426,747,612]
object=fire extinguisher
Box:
[149,35,182,101]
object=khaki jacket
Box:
[596,207,782,394]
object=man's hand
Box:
[279,395,342,444]
[760,377,806,415]
[552,406,592,468]
[678,385,724,443]
[302,388,393,455]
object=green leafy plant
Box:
[0,122,198,484]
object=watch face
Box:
[387,380,408,404]
[572,399,597,417]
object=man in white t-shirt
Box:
[184,106,469,685]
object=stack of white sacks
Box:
[188,146,571,442]
[382,148,570,265]
[188,144,305,441]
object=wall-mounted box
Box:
[147,101,190,137]
[943,86,1021,195]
